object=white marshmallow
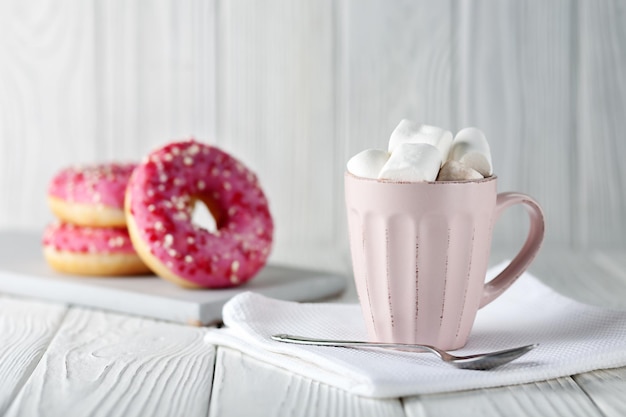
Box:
[346,149,390,179]
[448,127,493,176]
[388,119,453,162]
[436,160,484,181]
[378,142,441,182]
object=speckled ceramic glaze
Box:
[345,173,545,350]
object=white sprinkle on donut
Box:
[188,144,200,155]
[173,212,188,221]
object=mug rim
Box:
[344,171,497,185]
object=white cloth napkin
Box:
[204,263,626,398]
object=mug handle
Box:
[479,192,545,308]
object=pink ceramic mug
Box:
[345,172,545,350]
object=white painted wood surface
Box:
[576,1,626,247]
[1,0,624,273]
[210,348,405,417]
[5,307,215,417]
[574,368,626,417]
[0,296,67,415]
[406,377,603,417]
[1,1,626,416]
[0,249,624,416]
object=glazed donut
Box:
[42,222,151,276]
[125,140,274,289]
[48,163,137,227]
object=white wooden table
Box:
[2,247,626,417]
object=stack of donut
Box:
[43,163,151,276]
[43,140,274,289]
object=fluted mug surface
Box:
[345,173,545,350]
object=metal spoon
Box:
[271,334,537,370]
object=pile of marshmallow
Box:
[347,120,493,182]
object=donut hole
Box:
[191,197,222,233]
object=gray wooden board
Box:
[0,231,346,325]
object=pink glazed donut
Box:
[125,140,274,289]
[48,163,137,227]
[42,222,151,276]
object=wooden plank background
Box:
[0,0,624,273]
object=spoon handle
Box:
[271,334,439,355]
